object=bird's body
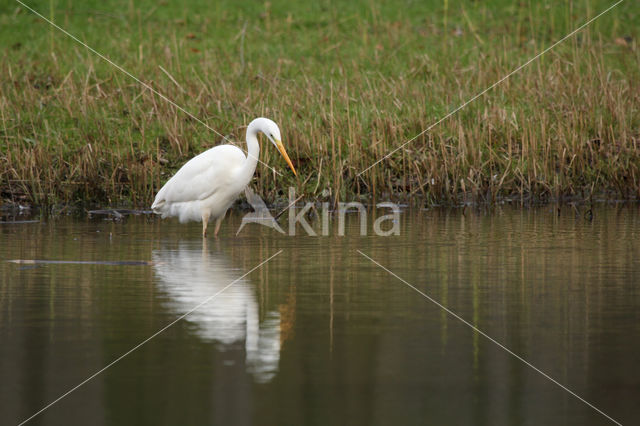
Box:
[152,145,246,222]
[152,118,296,236]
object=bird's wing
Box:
[153,145,246,206]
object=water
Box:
[1,205,639,425]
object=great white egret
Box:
[151,117,296,236]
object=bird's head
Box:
[251,117,297,176]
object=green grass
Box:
[1,0,639,207]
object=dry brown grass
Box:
[1,1,638,207]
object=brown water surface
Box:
[1,205,639,425]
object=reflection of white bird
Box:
[152,243,281,383]
[151,118,297,237]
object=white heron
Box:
[151,117,296,237]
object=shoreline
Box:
[2,194,638,221]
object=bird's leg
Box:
[202,211,210,237]
[213,211,226,237]
[213,217,223,237]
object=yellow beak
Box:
[275,140,297,176]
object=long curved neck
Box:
[237,122,261,186]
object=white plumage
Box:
[152,117,296,236]
[153,145,245,222]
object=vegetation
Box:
[1,0,638,207]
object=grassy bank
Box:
[1,0,639,207]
